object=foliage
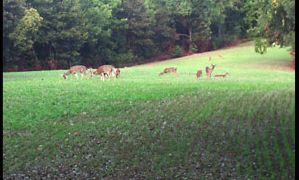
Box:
[254,38,268,54]
[174,45,183,57]
[3,0,27,69]
[246,0,295,54]
[2,0,295,70]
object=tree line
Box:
[3,0,294,71]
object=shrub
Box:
[174,45,183,57]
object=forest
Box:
[3,0,295,71]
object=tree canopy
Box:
[3,0,295,71]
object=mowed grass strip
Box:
[3,42,295,179]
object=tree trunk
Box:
[218,24,223,45]
[188,26,192,53]
[31,48,39,65]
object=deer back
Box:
[196,70,202,78]
[164,67,177,73]
[96,65,114,74]
[70,65,87,73]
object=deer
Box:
[196,69,202,79]
[63,65,87,79]
[205,64,216,79]
[214,72,229,78]
[159,67,177,76]
[93,65,120,80]
[114,68,121,78]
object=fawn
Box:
[159,67,177,76]
[214,72,229,78]
[205,64,216,79]
[63,65,87,79]
[196,69,202,79]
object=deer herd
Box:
[158,64,229,79]
[63,62,228,80]
[62,65,120,80]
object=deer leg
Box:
[75,73,78,80]
[81,72,85,80]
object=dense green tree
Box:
[119,0,156,61]
[3,0,294,71]
[26,0,88,68]
[79,0,120,66]
[3,0,26,70]
[144,0,176,56]
[246,0,295,54]
[9,7,43,67]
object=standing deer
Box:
[94,65,120,80]
[196,69,202,79]
[214,72,229,78]
[205,64,216,79]
[63,65,87,79]
[159,67,177,76]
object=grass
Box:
[3,41,295,179]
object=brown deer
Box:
[214,72,229,78]
[218,54,224,59]
[63,65,87,79]
[115,68,121,78]
[94,65,120,80]
[196,69,202,79]
[159,67,177,76]
[205,64,216,79]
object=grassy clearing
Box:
[3,42,295,179]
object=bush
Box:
[255,38,268,54]
[191,44,198,53]
[174,45,183,57]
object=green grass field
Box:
[3,42,295,179]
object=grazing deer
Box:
[159,67,177,76]
[196,69,202,79]
[205,64,216,79]
[218,54,224,59]
[94,65,120,80]
[214,72,229,78]
[63,65,87,79]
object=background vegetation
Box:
[3,0,295,71]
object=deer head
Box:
[210,64,216,70]
[115,68,120,78]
